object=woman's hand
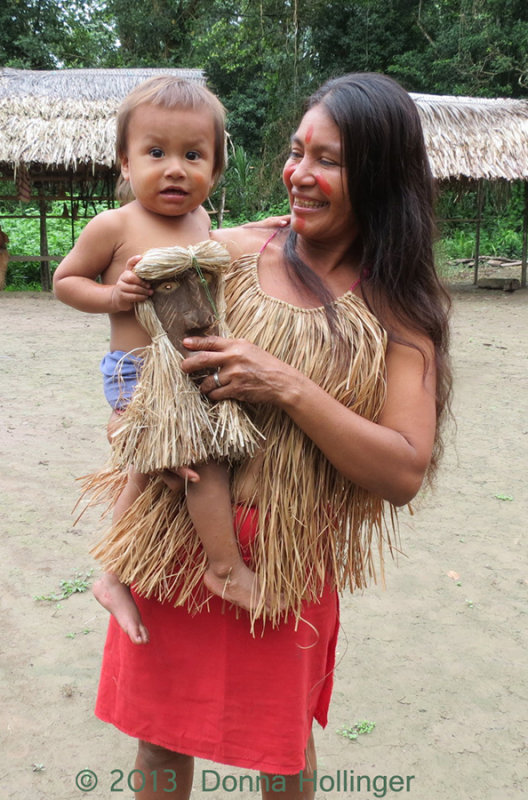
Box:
[183,335,437,507]
[181,335,298,407]
[241,214,291,229]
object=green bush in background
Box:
[1,182,525,290]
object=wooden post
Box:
[70,176,75,247]
[522,180,527,289]
[217,187,226,228]
[473,179,483,286]
[38,189,51,292]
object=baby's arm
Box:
[53,211,151,313]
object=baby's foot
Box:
[204,561,264,616]
[93,573,149,644]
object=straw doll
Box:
[90,239,265,618]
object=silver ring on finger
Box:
[213,369,222,389]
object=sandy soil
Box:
[1,284,527,800]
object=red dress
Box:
[95,507,339,775]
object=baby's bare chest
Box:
[105,207,210,284]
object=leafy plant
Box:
[337,720,376,741]
[34,569,93,602]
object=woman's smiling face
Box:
[282,104,359,248]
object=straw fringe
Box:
[87,251,398,627]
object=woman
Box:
[95,72,450,799]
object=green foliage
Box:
[34,569,94,602]
[1,202,92,289]
[438,182,525,262]
[389,0,528,96]
[222,144,260,218]
[337,720,376,741]
[106,0,209,67]
[1,0,528,278]
[0,0,118,68]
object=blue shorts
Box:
[100,350,143,411]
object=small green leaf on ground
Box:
[337,720,376,741]
[34,569,93,601]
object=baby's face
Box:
[120,104,217,218]
[151,269,219,358]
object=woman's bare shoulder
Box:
[211,223,283,260]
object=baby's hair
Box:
[115,76,226,202]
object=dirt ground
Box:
[1,282,527,800]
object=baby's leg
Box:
[106,409,122,444]
[93,467,151,645]
[186,462,262,614]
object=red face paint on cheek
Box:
[283,164,295,188]
[315,174,332,196]
[305,125,314,144]
[292,216,306,233]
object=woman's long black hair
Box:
[284,72,452,477]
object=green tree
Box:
[106,0,210,66]
[0,0,64,68]
[389,0,528,96]
[0,0,119,68]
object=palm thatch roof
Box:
[0,69,528,181]
[412,93,528,181]
[0,67,206,173]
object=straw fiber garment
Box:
[89,249,396,627]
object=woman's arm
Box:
[180,333,437,507]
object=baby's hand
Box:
[160,467,200,492]
[111,256,152,312]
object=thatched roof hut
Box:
[0,67,206,174]
[0,69,527,286]
[412,93,528,181]
[1,69,527,180]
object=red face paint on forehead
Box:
[305,125,314,144]
[315,174,332,196]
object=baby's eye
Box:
[186,151,201,161]
[149,148,164,158]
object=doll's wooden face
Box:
[150,269,219,357]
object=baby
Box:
[54,76,260,644]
